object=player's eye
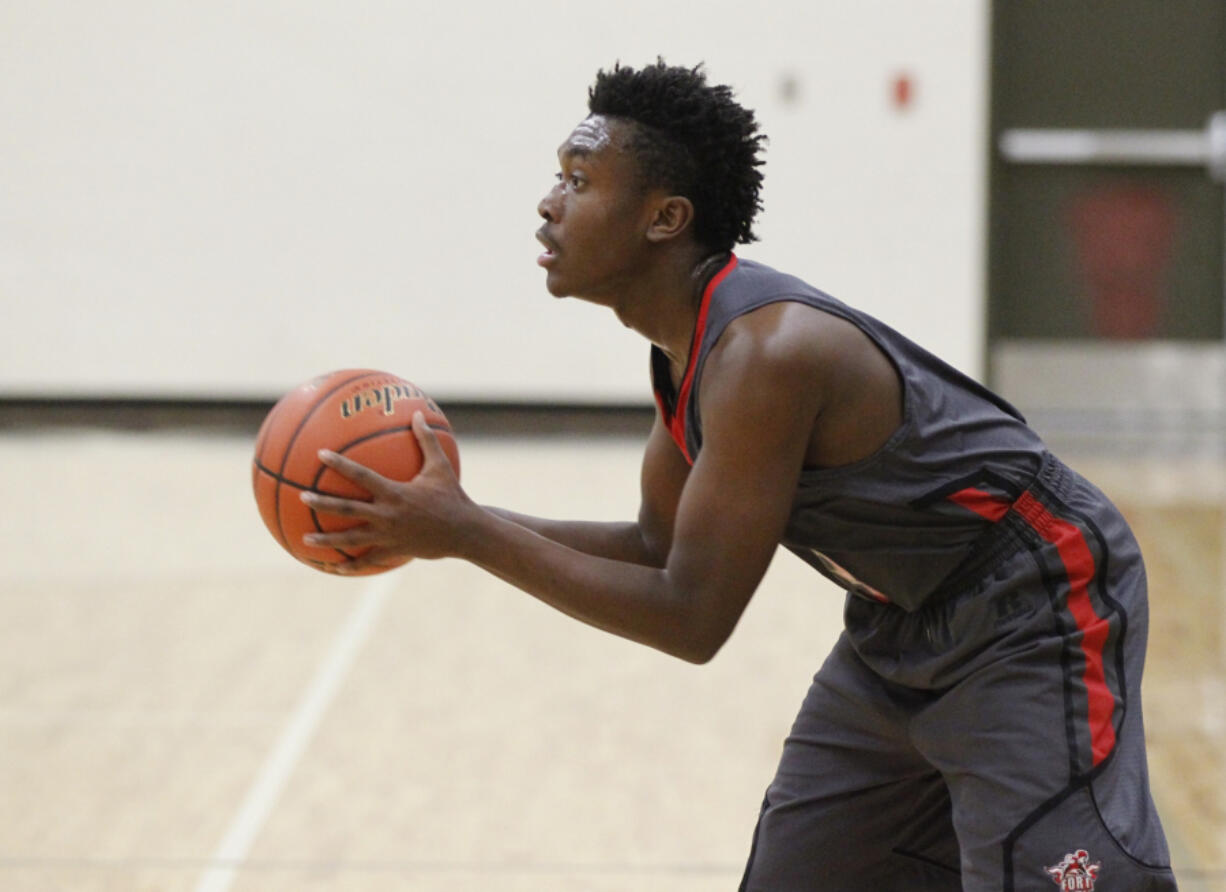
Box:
[553,171,585,190]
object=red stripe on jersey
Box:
[665,254,739,464]
[947,487,1012,522]
[1013,491,1117,766]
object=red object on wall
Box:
[891,73,914,110]
[1068,185,1176,339]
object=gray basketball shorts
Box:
[739,457,1178,891]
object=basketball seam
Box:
[252,423,453,492]
[269,371,383,557]
[306,424,456,561]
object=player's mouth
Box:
[535,229,559,267]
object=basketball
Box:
[251,369,460,575]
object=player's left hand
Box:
[299,410,474,571]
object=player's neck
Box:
[614,247,728,366]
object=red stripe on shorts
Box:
[949,485,1117,766]
[948,487,1012,522]
[1012,491,1117,766]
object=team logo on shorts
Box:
[1046,849,1101,890]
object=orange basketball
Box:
[251,369,460,575]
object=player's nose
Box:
[537,182,562,222]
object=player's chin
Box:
[542,270,573,298]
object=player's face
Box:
[535,116,655,302]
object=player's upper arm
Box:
[658,304,829,662]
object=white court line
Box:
[194,573,397,892]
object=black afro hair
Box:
[587,60,766,252]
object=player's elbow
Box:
[658,581,744,664]
[676,641,721,665]
[650,568,751,664]
[670,620,733,665]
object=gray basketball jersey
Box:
[650,255,1048,612]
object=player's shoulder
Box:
[712,299,858,377]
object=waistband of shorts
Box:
[1032,449,1072,500]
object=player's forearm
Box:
[483,506,662,567]
[455,509,715,663]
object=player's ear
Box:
[645,195,694,243]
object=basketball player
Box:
[300,61,1178,890]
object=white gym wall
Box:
[0,0,989,403]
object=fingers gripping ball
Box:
[251,369,460,575]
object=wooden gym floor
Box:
[0,420,1222,891]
